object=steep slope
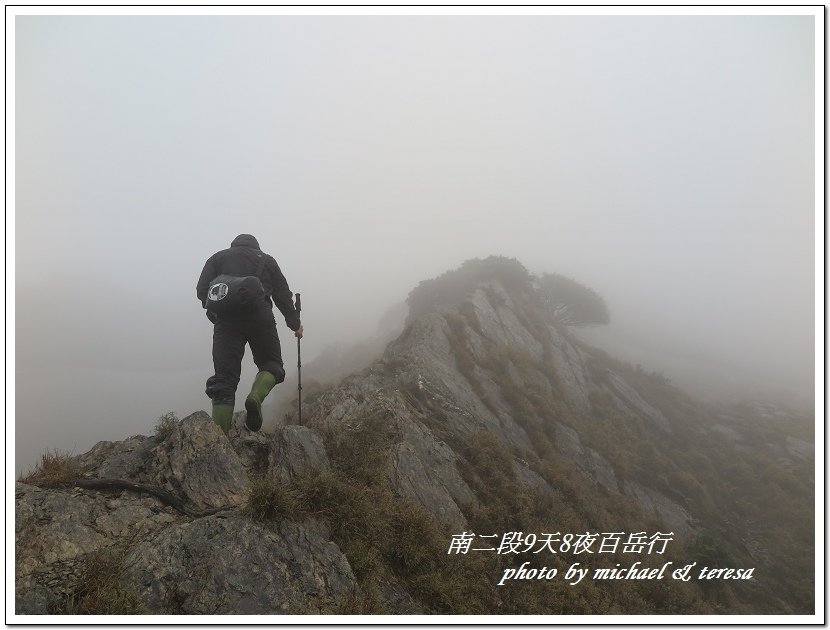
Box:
[15,257,814,615]
[295,257,814,614]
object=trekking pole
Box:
[295,293,302,425]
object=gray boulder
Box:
[15,481,181,614]
[390,419,475,531]
[149,411,248,509]
[123,516,357,614]
[76,434,158,480]
[269,425,330,484]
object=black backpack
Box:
[205,255,267,316]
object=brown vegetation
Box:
[18,450,81,488]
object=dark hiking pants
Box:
[205,311,286,404]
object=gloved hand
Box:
[206,310,219,324]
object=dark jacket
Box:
[197,234,301,330]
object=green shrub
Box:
[154,411,179,440]
[537,272,610,326]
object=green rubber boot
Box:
[211,402,234,435]
[245,370,277,431]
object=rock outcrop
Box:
[298,277,696,535]
[123,517,355,614]
[270,425,330,484]
[15,413,358,615]
[15,257,814,616]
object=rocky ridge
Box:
[15,260,814,615]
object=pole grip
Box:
[295,292,301,314]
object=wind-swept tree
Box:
[537,273,610,326]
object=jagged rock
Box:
[229,428,272,478]
[376,577,427,614]
[554,422,585,461]
[622,481,692,536]
[15,412,359,615]
[603,371,672,433]
[470,365,534,448]
[23,268,758,615]
[269,425,330,483]
[553,423,619,493]
[15,479,185,613]
[512,457,553,495]
[123,516,357,614]
[302,377,476,530]
[388,315,505,439]
[15,575,61,615]
[77,413,251,511]
[462,284,544,360]
[583,448,618,494]
[77,434,158,479]
[463,324,490,364]
[94,505,154,536]
[16,481,182,578]
[390,419,475,531]
[547,326,594,413]
[16,483,113,576]
[149,411,248,509]
[385,314,533,450]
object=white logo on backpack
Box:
[208,283,229,301]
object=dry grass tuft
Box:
[244,475,300,523]
[63,548,145,614]
[18,450,81,488]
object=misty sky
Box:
[13,12,817,474]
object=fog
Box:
[13,13,817,475]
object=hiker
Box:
[197,234,303,434]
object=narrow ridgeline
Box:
[16,257,814,615]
